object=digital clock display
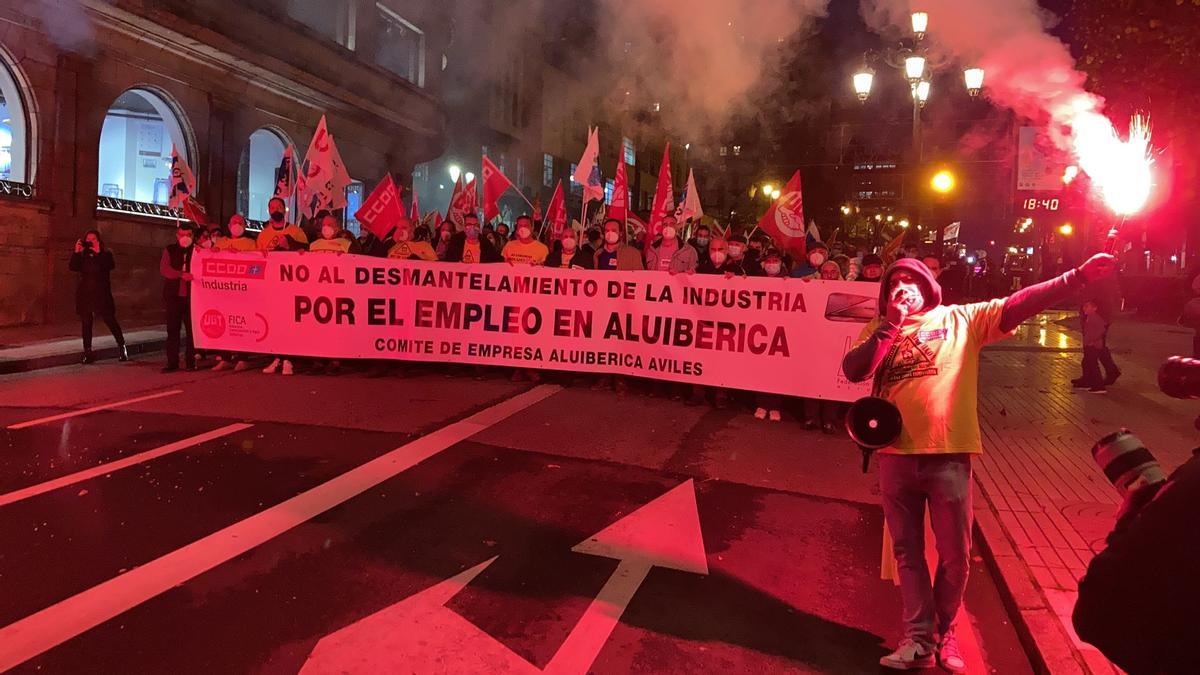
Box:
[1022,198,1060,211]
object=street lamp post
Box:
[852,11,983,251]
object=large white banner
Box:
[190,251,876,401]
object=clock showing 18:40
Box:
[1021,197,1061,211]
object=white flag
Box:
[943,222,961,241]
[807,219,821,243]
[167,144,195,209]
[297,115,353,219]
[573,127,601,202]
[676,169,703,222]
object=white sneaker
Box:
[754,407,768,420]
[768,410,782,422]
[212,360,232,372]
[938,630,967,673]
[281,359,294,376]
[233,360,250,372]
[880,639,935,670]
[262,358,281,374]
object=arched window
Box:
[237,127,289,223]
[0,54,32,185]
[97,88,191,204]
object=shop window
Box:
[97,88,191,206]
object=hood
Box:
[877,258,943,316]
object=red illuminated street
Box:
[0,314,1190,673]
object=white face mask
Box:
[605,231,620,244]
[321,225,336,239]
[809,252,826,266]
[230,225,245,238]
[764,262,782,276]
[661,226,677,240]
[562,237,577,251]
[710,251,728,265]
[395,230,411,242]
[517,226,533,240]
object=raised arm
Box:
[998,254,1116,332]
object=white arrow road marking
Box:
[300,479,708,675]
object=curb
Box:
[973,496,1089,675]
[0,339,166,375]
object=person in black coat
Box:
[444,214,501,263]
[160,224,197,372]
[69,230,126,363]
[544,228,593,269]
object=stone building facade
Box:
[0,0,448,328]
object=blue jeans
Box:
[879,453,973,649]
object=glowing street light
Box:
[964,67,985,97]
[1062,165,1080,184]
[840,205,852,215]
[913,80,931,107]
[911,11,929,40]
[448,165,462,183]
[1059,223,1074,236]
[931,169,955,194]
[853,68,874,102]
[761,183,775,196]
[464,172,476,183]
[771,188,782,200]
[899,219,910,228]
[904,55,926,83]
[886,215,894,222]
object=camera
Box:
[81,240,94,250]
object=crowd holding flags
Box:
[297,115,352,220]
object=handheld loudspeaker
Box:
[845,396,902,472]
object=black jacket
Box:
[69,250,116,316]
[444,232,501,263]
[1073,452,1200,674]
[544,247,594,270]
[697,257,758,276]
[160,244,193,301]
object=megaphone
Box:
[845,396,902,472]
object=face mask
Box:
[710,251,728,265]
[465,226,480,239]
[200,239,214,249]
[729,245,745,258]
[269,211,285,224]
[321,225,336,239]
[562,237,577,250]
[178,237,193,248]
[662,226,676,240]
[517,226,532,240]
[230,225,245,238]
[764,263,782,276]
[696,236,709,246]
[604,231,620,244]
[809,252,826,266]
[396,230,410,242]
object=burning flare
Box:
[1070,112,1154,216]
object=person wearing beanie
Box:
[842,254,1117,671]
[860,254,884,282]
[790,241,829,279]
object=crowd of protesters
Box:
[78,202,964,433]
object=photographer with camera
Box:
[69,230,127,364]
[1071,364,1200,674]
[842,253,1116,671]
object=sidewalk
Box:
[0,321,166,374]
[974,312,1196,674]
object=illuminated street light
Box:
[899,219,909,228]
[464,172,476,183]
[931,169,955,194]
[913,80,931,108]
[886,215,894,223]
[448,165,462,183]
[840,205,852,215]
[911,11,929,40]
[964,67,985,97]
[1059,223,1074,236]
[771,188,782,200]
[762,183,775,196]
[875,214,883,221]
[1062,165,1079,184]
[905,55,926,83]
[853,68,874,102]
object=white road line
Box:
[6,390,185,430]
[0,384,561,671]
[0,423,253,509]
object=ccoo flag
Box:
[543,180,567,238]
[481,155,515,222]
[755,170,807,260]
[167,144,195,209]
[297,115,353,219]
[355,174,406,239]
[609,159,629,224]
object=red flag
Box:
[543,180,566,238]
[355,174,406,239]
[481,156,513,222]
[446,176,467,228]
[756,170,807,260]
[409,183,419,222]
[646,145,674,252]
[532,194,543,223]
[609,160,629,224]
[181,196,208,228]
[463,177,478,214]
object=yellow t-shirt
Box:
[213,236,257,252]
[308,238,352,253]
[461,240,482,264]
[501,239,549,266]
[256,224,308,251]
[387,240,438,261]
[855,299,1013,455]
